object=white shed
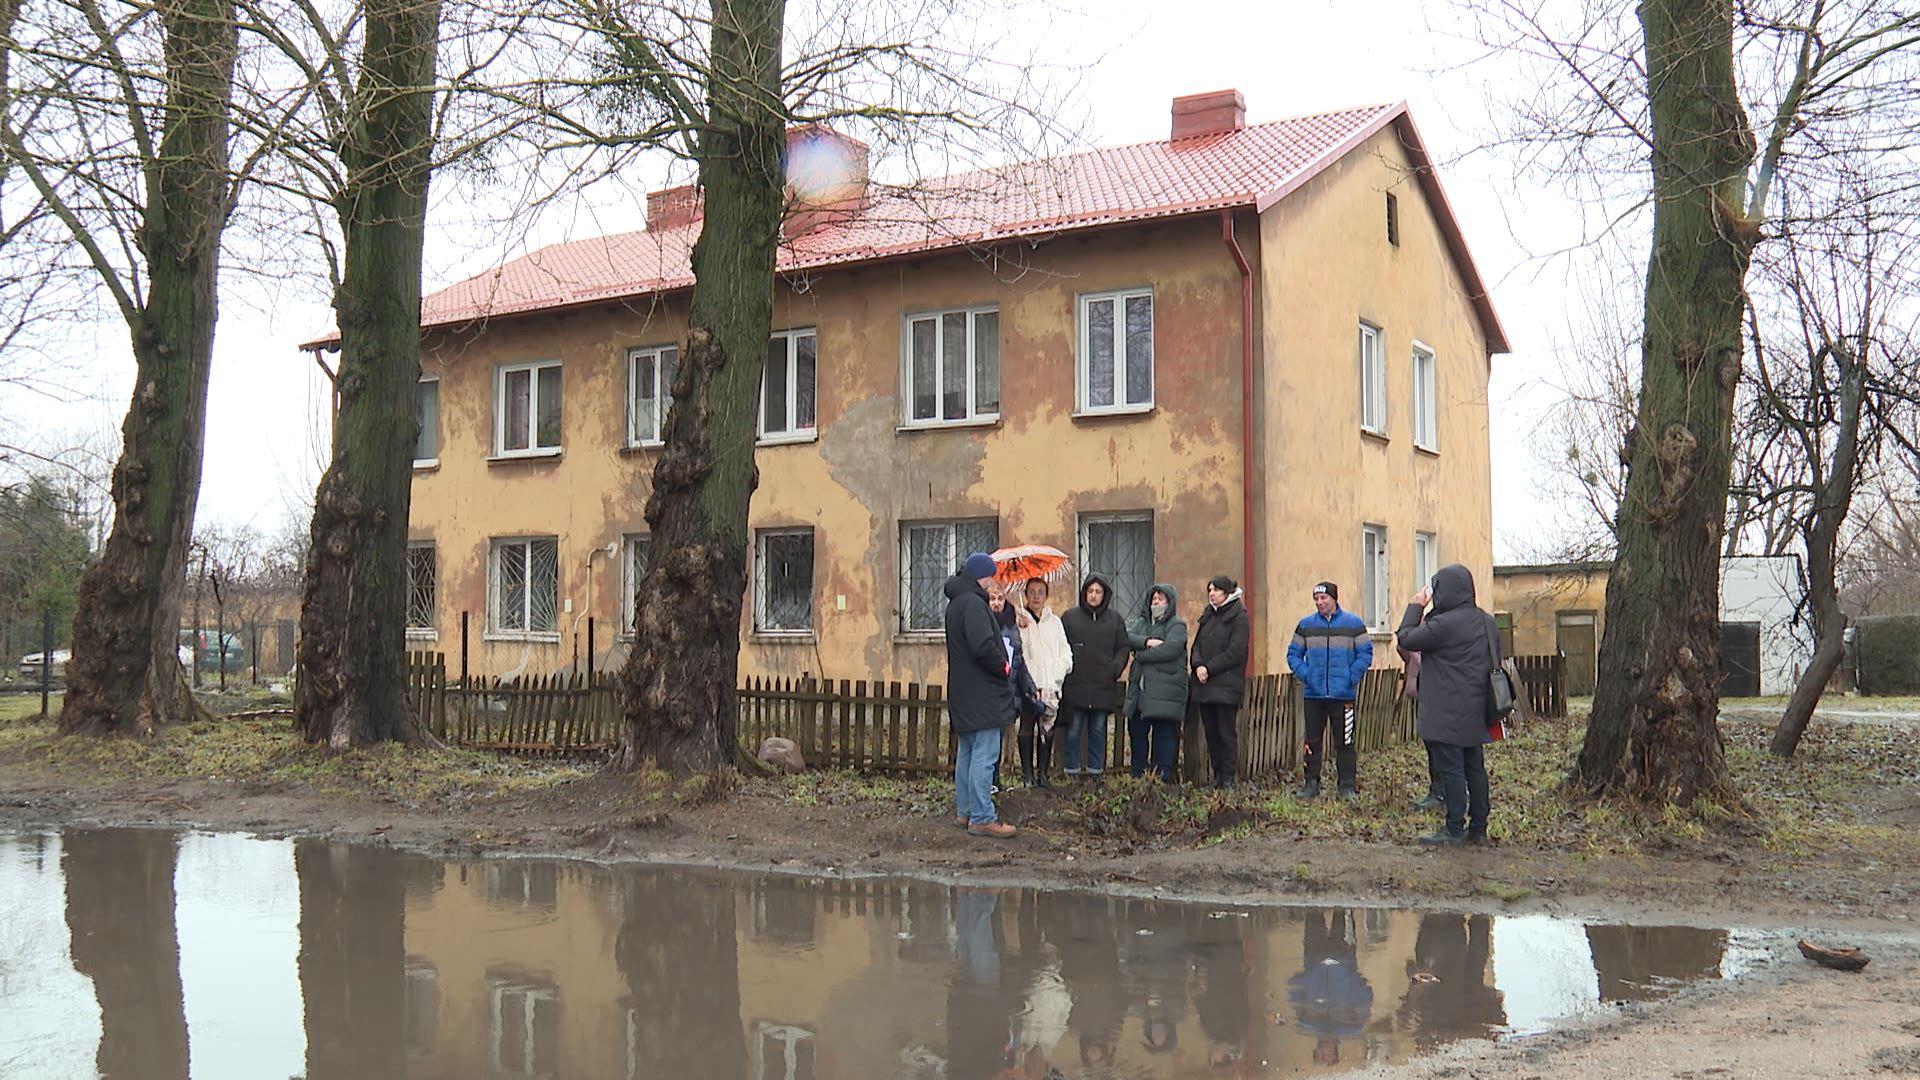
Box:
[1719,555,1811,697]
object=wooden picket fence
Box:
[405,651,619,753]
[1511,654,1567,719]
[738,676,953,773]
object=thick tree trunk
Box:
[294,0,442,747]
[616,868,748,1073]
[295,839,409,1080]
[614,0,787,774]
[1571,0,1757,804]
[58,0,235,736]
[1771,346,1867,757]
[63,829,189,1079]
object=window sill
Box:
[482,631,562,644]
[412,459,440,473]
[487,450,563,465]
[757,431,819,447]
[1413,443,1440,458]
[750,631,817,645]
[405,628,438,641]
[898,416,1001,433]
[1369,629,1394,642]
[1072,404,1155,421]
[617,443,663,458]
[893,632,945,645]
[1360,428,1390,444]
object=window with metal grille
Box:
[1078,288,1153,413]
[754,529,814,633]
[761,329,817,441]
[904,306,999,424]
[405,544,435,632]
[496,360,562,455]
[489,537,559,636]
[414,379,439,464]
[899,519,998,632]
[1077,512,1154,619]
[627,345,678,447]
[622,534,652,636]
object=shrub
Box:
[1855,615,1920,695]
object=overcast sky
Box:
[4,0,1609,561]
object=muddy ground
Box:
[2,703,1917,1077]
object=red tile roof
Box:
[367,102,1507,353]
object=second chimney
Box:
[1171,89,1246,140]
[646,184,703,231]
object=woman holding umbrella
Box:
[992,546,1075,788]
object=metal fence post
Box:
[40,610,54,718]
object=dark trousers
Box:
[1425,740,1489,837]
[1424,742,1443,798]
[1196,703,1239,786]
[1303,698,1357,786]
[1126,712,1178,782]
[1018,706,1052,775]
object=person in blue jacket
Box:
[1286,581,1374,799]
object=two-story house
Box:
[379,90,1509,683]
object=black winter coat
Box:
[1125,582,1189,722]
[943,574,1017,734]
[1189,593,1250,706]
[1060,573,1131,712]
[1394,564,1497,747]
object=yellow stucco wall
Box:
[408,129,1498,684]
[1489,567,1610,656]
[1256,124,1496,665]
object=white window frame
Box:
[626,344,678,448]
[1358,322,1386,436]
[487,978,559,1079]
[405,542,436,638]
[751,1021,819,1080]
[1411,340,1438,451]
[898,518,998,634]
[759,328,818,444]
[753,528,815,635]
[487,536,560,641]
[494,359,563,457]
[620,533,651,639]
[414,377,440,468]
[404,962,437,1056]
[1075,510,1156,620]
[901,305,1000,427]
[1076,287,1155,415]
[1413,531,1437,598]
[1362,524,1389,630]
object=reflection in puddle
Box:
[0,828,1756,1078]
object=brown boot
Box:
[967,821,1017,839]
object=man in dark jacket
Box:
[1394,564,1496,845]
[1286,582,1374,799]
[1059,574,1130,780]
[945,552,1018,838]
[1190,574,1251,789]
[1124,582,1187,783]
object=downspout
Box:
[1221,210,1256,619]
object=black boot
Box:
[1295,777,1321,800]
[1035,737,1053,788]
[1018,732,1036,788]
[1411,791,1444,811]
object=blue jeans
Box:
[1128,711,1177,782]
[1062,706,1108,775]
[954,726,1003,825]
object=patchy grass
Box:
[1722,694,1920,713]
[1478,879,1535,903]
[0,712,593,804]
[0,694,55,723]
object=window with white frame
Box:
[488,976,559,1079]
[899,519,998,632]
[754,529,815,634]
[414,378,439,465]
[627,345,678,447]
[489,537,559,636]
[496,360,562,455]
[1077,512,1155,620]
[1362,524,1389,629]
[904,307,999,424]
[1411,342,1437,450]
[1413,531,1437,596]
[1358,323,1385,435]
[761,329,817,441]
[1078,288,1154,413]
[753,1021,819,1080]
[404,962,437,1056]
[621,533,652,636]
[406,543,435,633]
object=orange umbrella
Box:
[990,544,1073,587]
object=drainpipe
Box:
[1221,210,1256,621]
[576,542,615,673]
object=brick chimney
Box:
[646,183,703,231]
[1171,89,1246,140]
[783,124,870,237]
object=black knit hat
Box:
[1312,581,1338,601]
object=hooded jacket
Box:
[1189,589,1251,706]
[1060,573,1131,712]
[1125,583,1189,722]
[1394,564,1496,747]
[943,573,1017,734]
[1287,601,1375,701]
[1017,598,1074,701]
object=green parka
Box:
[1125,583,1190,722]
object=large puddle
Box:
[0,828,1767,1079]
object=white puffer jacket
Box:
[1018,604,1074,700]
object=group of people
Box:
[943,553,1501,846]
